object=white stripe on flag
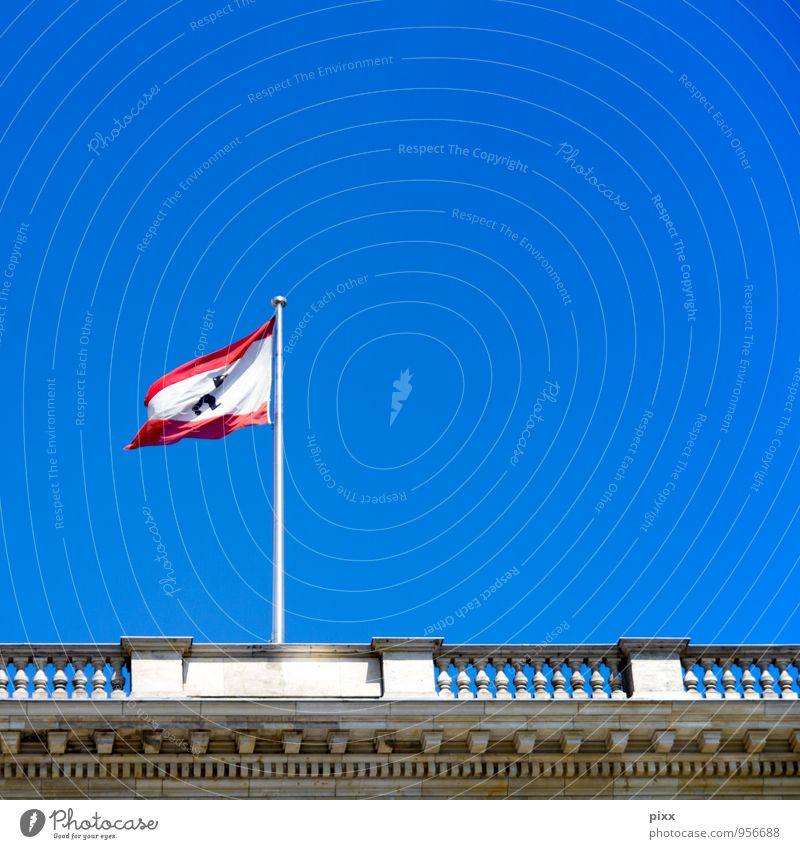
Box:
[147,332,273,422]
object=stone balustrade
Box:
[0,644,128,700]
[682,645,800,700]
[0,637,798,701]
[1,635,799,798]
[435,640,800,701]
[434,644,627,699]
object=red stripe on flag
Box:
[124,403,270,450]
[143,317,275,406]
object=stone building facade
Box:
[1,637,799,798]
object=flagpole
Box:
[271,295,287,644]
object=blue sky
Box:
[1,0,799,646]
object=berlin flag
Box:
[125,317,275,449]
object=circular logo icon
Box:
[19,809,46,837]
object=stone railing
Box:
[681,644,800,700]
[0,637,798,700]
[434,644,626,699]
[433,639,800,700]
[0,643,128,700]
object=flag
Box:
[125,317,275,449]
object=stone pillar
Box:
[121,637,193,699]
[618,638,691,699]
[371,638,442,699]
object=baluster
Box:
[569,659,588,699]
[702,660,721,699]
[682,659,700,698]
[776,658,797,700]
[590,660,608,699]
[512,660,531,700]
[436,658,454,699]
[609,660,627,700]
[72,657,89,700]
[110,658,126,700]
[12,657,30,699]
[475,658,492,700]
[794,655,800,698]
[456,659,473,700]
[91,657,108,700]
[52,657,68,700]
[722,661,739,699]
[551,660,568,700]
[89,657,108,699]
[31,657,49,700]
[759,661,777,699]
[741,661,758,700]
[532,661,550,699]
[0,658,8,700]
[493,658,510,700]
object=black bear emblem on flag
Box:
[192,375,225,416]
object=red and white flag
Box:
[125,318,275,450]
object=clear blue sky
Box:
[1,1,799,646]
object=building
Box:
[1,637,799,798]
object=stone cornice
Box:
[370,638,444,652]
[186,642,379,658]
[121,637,193,655]
[1,698,799,798]
[618,638,691,657]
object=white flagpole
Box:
[271,295,287,643]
